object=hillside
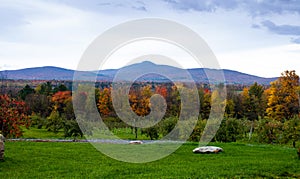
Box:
[0,62,277,85]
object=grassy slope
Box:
[0,142,299,178]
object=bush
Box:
[282,116,300,147]
[46,111,63,133]
[256,118,283,144]
[188,119,207,142]
[215,118,244,142]
[159,117,178,136]
[63,119,83,139]
[141,126,159,140]
[30,114,46,129]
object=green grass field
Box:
[21,126,154,140]
[0,141,299,178]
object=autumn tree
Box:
[129,85,152,117]
[166,85,181,117]
[98,87,113,117]
[129,85,153,139]
[199,89,211,120]
[0,95,30,137]
[51,91,72,115]
[47,91,82,138]
[266,70,299,121]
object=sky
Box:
[1,0,300,77]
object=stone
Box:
[0,134,5,160]
[129,140,143,144]
[193,146,223,154]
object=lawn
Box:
[20,127,152,140]
[0,142,299,178]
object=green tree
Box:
[46,110,63,133]
[241,83,266,139]
[53,84,68,93]
[18,84,35,100]
[142,126,159,140]
[36,81,53,96]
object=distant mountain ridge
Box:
[1,61,277,85]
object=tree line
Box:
[0,70,299,147]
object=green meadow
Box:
[0,141,299,178]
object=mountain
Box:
[1,61,277,85]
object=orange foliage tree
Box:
[98,87,113,117]
[51,91,72,114]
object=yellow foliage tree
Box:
[266,70,299,121]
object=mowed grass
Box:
[21,127,151,140]
[0,142,299,178]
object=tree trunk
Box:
[249,120,254,140]
[293,141,296,148]
[135,127,138,139]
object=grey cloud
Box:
[52,0,147,13]
[261,20,300,35]
[164,0,300,15]
[164,0,238,12]
[251,24,260,29]
[97,2,111,6]
[291,37,300,44]
[132,6,147,11]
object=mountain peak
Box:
[140,61,156,65]
[132,61,156,67]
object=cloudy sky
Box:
[1,0,300,77]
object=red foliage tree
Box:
[0,95,30,138]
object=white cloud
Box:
[1,0,300,78]
[218,44,300,77]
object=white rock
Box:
[193,146,223,154]
[129,140,143,144]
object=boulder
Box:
[193,146,223,154]
[0,134,4,160]
[129,140,143,144]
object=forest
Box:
[0,70,299,148]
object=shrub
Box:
[282,116,300,147]
[63,119,83,139]
[215,118,244,142]
[142,126,159,140]
[30,114,46,129]
[188,119,207,142]
[256,118,283,144]
[46,110,63,133]
[159,117,178,136]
